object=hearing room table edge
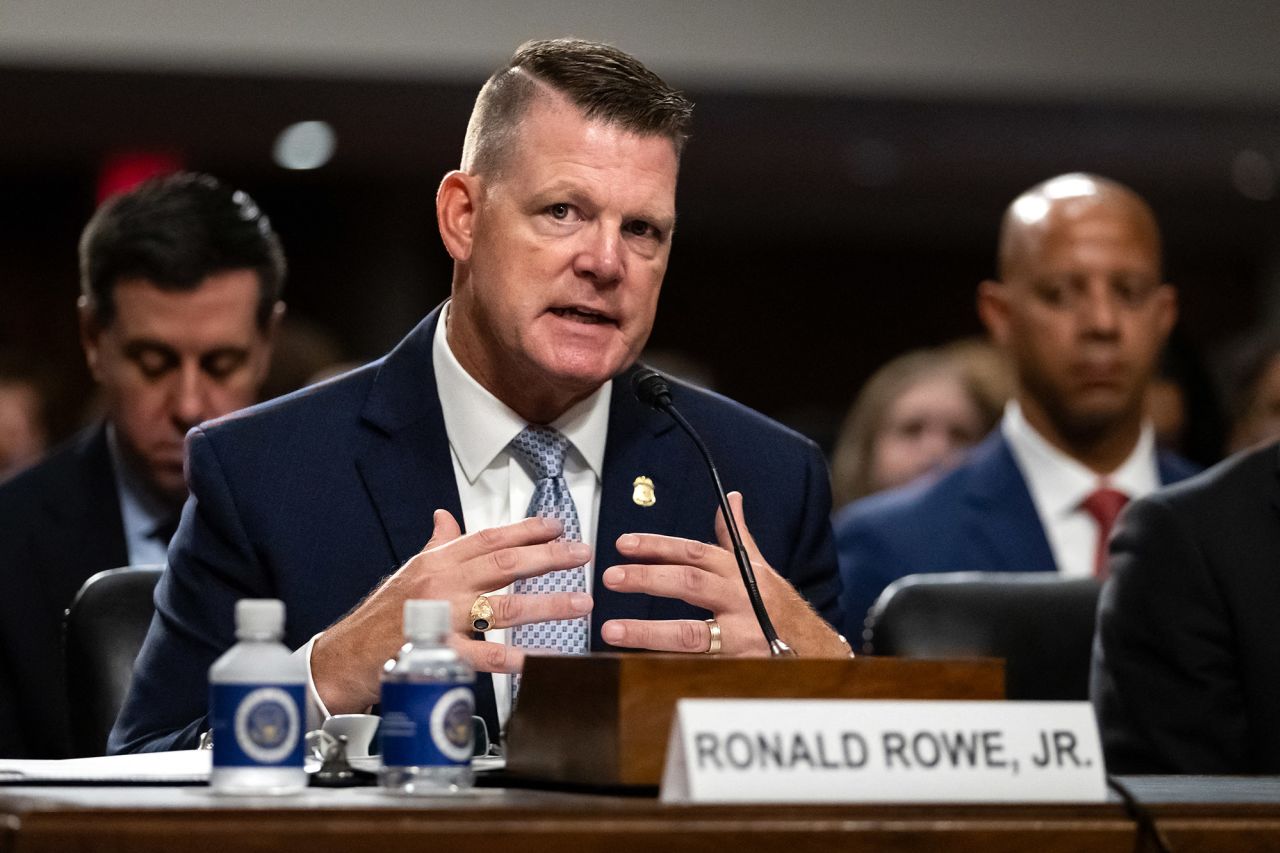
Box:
[5,777,1280,853]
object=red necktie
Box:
[1081,487,1129,580]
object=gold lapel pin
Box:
[632,475,656,507]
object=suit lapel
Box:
[590,366,683,648]
[1156,448,1198,486]
[352,306,497,729]
[962,432,1058,572]
[34,426,129,607]
[355,307,464,567]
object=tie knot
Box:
[509,425,571,480]
[1082,487,1129,528]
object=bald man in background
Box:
[835,173,1199,640]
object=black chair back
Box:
[64,565,163,756]
[863,571,1101,701]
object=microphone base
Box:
[768,638,798,657]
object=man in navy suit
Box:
[835,174,1197,643]
[0,174,284,758]
[111,39,847,753]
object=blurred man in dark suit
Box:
[0,353,49,483]
[112,38,848,754]
[1092,441,1280,773]
[836,174,1198,641]
[0,173,284,757]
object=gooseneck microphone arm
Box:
[631,368,796,657]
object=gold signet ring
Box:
[704,618,722,654]
[470,595,495,632]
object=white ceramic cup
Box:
[320,713,380,758]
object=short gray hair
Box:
[460,38,694,177]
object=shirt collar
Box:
[1001,399,1160,518]
[432,301,611,485]
[106,422,174,536]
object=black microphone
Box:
[631,367,795,657]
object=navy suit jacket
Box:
[834,429,1199,643]
[0,425,129,757]
[110,307,840,753]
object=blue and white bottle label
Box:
[210,683,305,768]
[380,683,474,766]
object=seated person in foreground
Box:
[1092,441,1280,774]
[110,38,848,754]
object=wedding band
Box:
[704,618,722,655]
[470,595,495,632]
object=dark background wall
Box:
[3,2,1279,449]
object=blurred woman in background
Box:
[830,343,1007,508]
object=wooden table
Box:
[4,777,1280,852]
[1116,776,1280,851]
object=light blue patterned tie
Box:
[509,425,589,658]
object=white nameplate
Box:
[660,699,1107,804]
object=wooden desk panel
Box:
[8,778,1280,853]
[0,786,1136,853]
[1120,776,1280,853]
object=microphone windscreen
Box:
[631,367,672,410]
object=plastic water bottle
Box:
[379,599,475,794]
[208,599,307,794]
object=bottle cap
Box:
[235,598,285,639]
[403,599,450,638]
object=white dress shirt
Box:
[107,424,175,568]
[1001,400,1161,578]
[433,303,609,725]
[303,302,610,728]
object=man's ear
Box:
[251,300,287,385]
[267,300,287,338]
[77,295,105,382]
[437,170,480,263]
[976,279,1012,347]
